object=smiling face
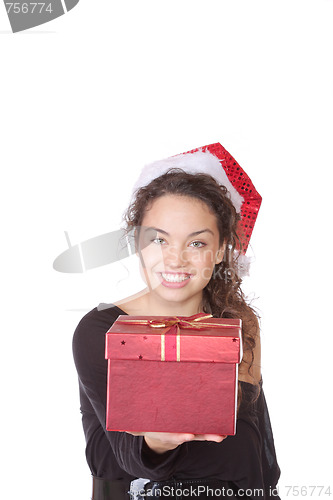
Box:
[137,194,225,315]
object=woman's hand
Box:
[126,431,227,454]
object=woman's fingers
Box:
[125,431,227,443]
[127,431,195,443]
[191,434,227,442]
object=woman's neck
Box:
[114,289,205,317]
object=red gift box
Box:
[105,313,242,435]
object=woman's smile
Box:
[158,271,193,287]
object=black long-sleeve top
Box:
[72,304,281,499]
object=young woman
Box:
[73,145,280,500]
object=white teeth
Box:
[161,273,191,283]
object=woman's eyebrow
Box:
[143,227,214,237]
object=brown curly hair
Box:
[122,168,260,406]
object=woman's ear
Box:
[215,242,226,265]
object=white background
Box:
[1,1,332,498]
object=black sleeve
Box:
[72,307,187,480]
[254,383,281,496]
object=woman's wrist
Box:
[144,436,180,454]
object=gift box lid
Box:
[105,315,243,364]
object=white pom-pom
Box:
[234,252,253,277]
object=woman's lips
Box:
[157,272,192,288]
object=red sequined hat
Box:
[184,143,262,254]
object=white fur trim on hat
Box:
[130,149,244,213]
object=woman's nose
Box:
[163,245,188,268]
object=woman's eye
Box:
[152,237,166,245]
[190,241,206,248]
